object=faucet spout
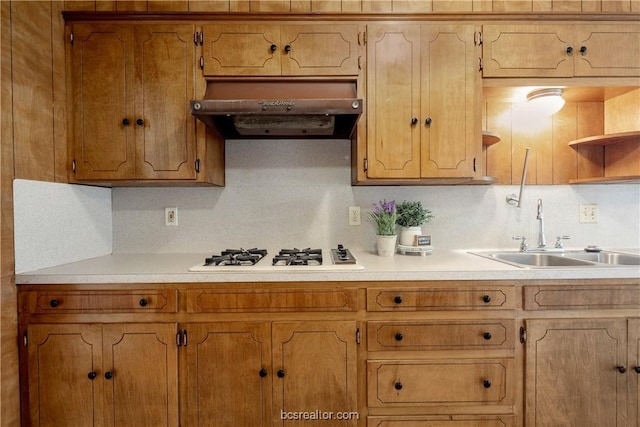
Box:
[537,199,546,248]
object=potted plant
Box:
[395,200,434,246]
[369,199,398,256]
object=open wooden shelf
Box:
[569,175,640,184]
[482,130,501,146]
[568,130,640,147]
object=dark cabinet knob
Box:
[284,45,291,53]
[634,366,640,374]
[394,295,403,304]
[424,117,433,126]
[579,46,587,55]
[139,298,148,307]
[617,366,627,373]
[482,295,492,303]
[277,369,285,378]
[483,332,492,340]
[87,371,97,380]
[270,44,277,52]
[259,369,268,378]
[483,379,492,388]
[394,382,403,390]
[122,118,130,126]
[49,299,59,308]
[104,371,113,380]
[411,117,418,125]
[395,333,403,341]
[136,118,144,126]
[566,46,574,55]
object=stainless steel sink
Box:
[559,251,640,266]
[471,250,640,269]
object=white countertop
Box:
[15,248,640,284]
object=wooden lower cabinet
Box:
[184,320,358,427]
[524,318,638,427]
[27,322,179,427]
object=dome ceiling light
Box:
[526,88,565,115]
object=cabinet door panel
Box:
[482,25,574,77]
[525,319,627,427]
[273,321,358,426]
[102,323,178,427]
[420,25,479,178]
[28,324,103,427]
[185,322,272,427]
[202,24,280,76]
[366,25,421,178]
[135,25,197,180]
[70,24,136,179]
[280,25,359,76]
[575,24,640,76]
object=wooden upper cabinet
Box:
[365,24,481,180]
[69,24,137,180]
[68,23,222,185]
[483,23,640,77]
[134,25,197,180]
[574,24,640,77]
[202,23,360,76]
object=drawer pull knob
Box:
[634,366,640,374]
[277,369,285,378]
[617,366,627,374]
[483,379,491,388]
[483,332,492,340]
[395,333,403,341]
[139,298,149,307]
[393,296,403,304]
[259,369,268,378]
[87,371,97,380]
[270,44,277,52]
[482,294,492,303]
[49,299,59,308]
[394,382,403,390]
[105,371,113,380]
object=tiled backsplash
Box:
[12,139,640,273]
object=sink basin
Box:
[560,251,640,266]
[471,250,640,269]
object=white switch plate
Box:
[165,207,178,226]
[348,206,361,226]
[579,204,598,223]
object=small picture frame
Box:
[415,235,431,246]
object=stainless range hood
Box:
[190,81,362,139]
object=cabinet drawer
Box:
[368,320,516,351]
[187,288,357,312]
[25,290,178,313]
[367,415,516,427]
[367,286,515,311]
[368,359,513,407]
[524,285,640,310]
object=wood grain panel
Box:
[27,290,178,313]
[485,102,513,184]
[552,102,578,183]
[367,415,517,427]
[576,101,605,180]
[523,285,640,309]
[187,288,358,312]
[11,1,55,182]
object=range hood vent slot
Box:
[191,81,362,139]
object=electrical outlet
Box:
[165,207,178,226]
[348,206,361,226]
[579,204,598,223]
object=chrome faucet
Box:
[536,199,546,249]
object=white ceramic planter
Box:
[398,226,422,246]
[376,235,397,257]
